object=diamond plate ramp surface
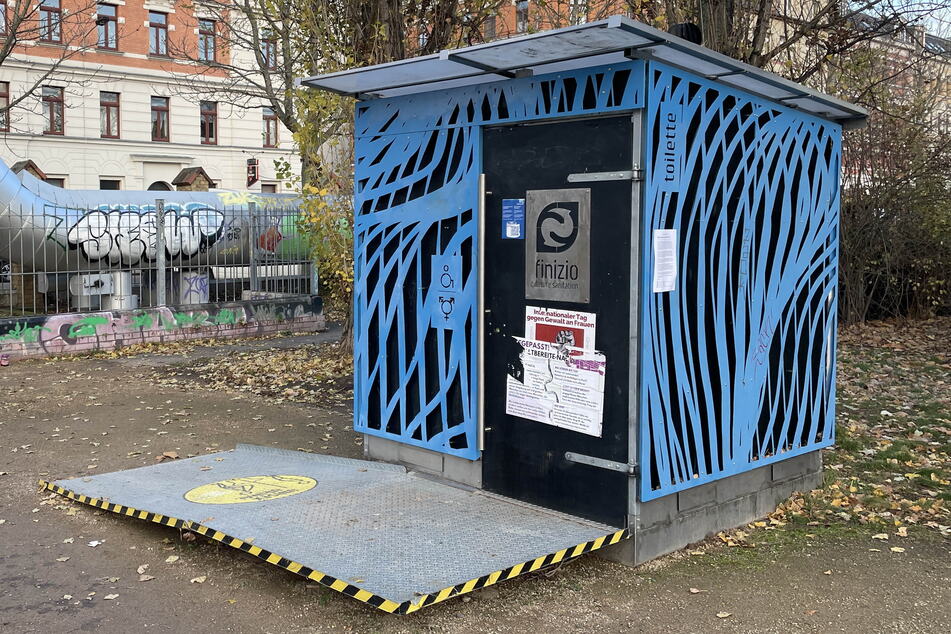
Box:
[41,444,628,613]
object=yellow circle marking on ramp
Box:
[184,475,317,505]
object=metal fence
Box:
[0,198,315,318]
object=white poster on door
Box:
[525,306,597,350]
[504,337,606,437]
[652,229,678,293]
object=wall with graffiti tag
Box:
[0,160,307,274]
[0,296,324,362]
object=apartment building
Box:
[0,0,298,192]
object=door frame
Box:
[627,108,644,529]
[476,111,644,526]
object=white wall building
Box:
[0,0,299,192]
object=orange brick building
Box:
[0,0,297,191]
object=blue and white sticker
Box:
[501,198,525,239]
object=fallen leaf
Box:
[689,588,706,594]
[716,611,732,619]
[136,564,149,575]
[87,540,103,547]
[804,610,818,616]
[823,570,832,575]
[103,594,119,600]
[63,537,74,544]
[138,574,155,582]
[890,546,906,553]
[56,556,70,562]
[106,577,119,583]
[165,555,179,564]
[897,526,908,537]
[190,575,207,584]
[63,595,72,600]
[871,533,889,541]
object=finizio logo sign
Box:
[535,201,580,253]
[526,188,590,304]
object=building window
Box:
[200,100,217,144]
[261,183,277,193]
[40,0,62,43]
[261,34,277,70]
[0,82,8,132]
[42,86,64,135]
[198,19,216,62]
[516,1,528,33]
[97,3,118,49]
[149,11,168,56]
[484,16,496,40]
[263,107,277,147]
[45,177,66,188]
[1,0,8,36]
[100,91,119,138]
[151,96,169,141]
[99,179,121,190]
[569,0,588,25]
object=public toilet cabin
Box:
[40,16,871,617]
[304,15,867,565]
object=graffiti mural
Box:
[0,296,324,361]
[0,159,306,274]
[0,259,10,290]
[66,207,225,265]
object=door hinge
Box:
[565,452,638,476]
[567,170,643,183]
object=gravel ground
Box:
[0,330,948,633]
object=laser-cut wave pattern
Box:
[639,63,841,500]
[353,63,644,458]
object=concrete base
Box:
[599,451,823,566]
[363,435,483,488]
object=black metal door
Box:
[482,115,634,527]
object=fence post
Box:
[155,199,167,306]
[248,201,259,293]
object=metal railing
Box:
[0,198,314,318]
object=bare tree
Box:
[168,1,503,138]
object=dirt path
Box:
[1,337,948,633]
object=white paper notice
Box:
[525,306,597,350]
[652,229,678,293]
[504,337,606,437]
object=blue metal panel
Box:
[354,62,645,459]
[639,62,840,500]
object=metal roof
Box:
[301,15,868,128]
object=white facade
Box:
[0,52,299,192]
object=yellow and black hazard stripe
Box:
[399,526,629,613]
[40,480,629,614]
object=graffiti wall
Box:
[0,161,307,274]
[0,296,324,362]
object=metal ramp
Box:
[40,444,628,614]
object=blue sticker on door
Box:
[502,198,526,239]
